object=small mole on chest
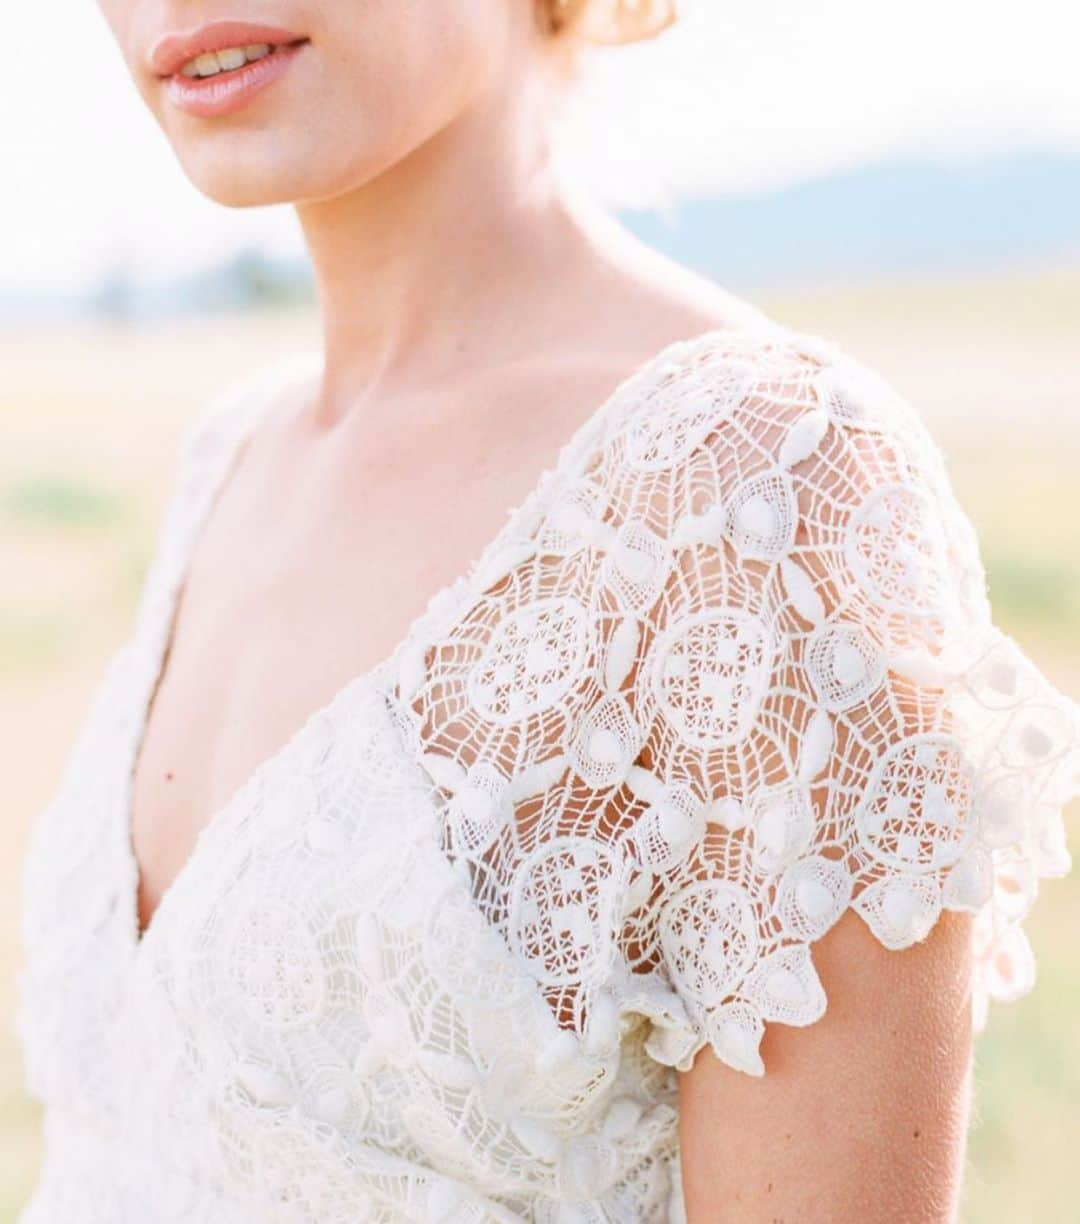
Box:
[165,771,174,781]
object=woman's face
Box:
[96,1,543,207]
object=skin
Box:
[95,1,975,1216]
[679,907,975,1223]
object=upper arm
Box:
[678,904,975,1223]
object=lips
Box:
[150,20,309,78]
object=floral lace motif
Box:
[14,324,1079,1222]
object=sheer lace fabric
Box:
[15,323,1079,1221]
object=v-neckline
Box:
[116,322,777,955]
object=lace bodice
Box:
[15,321,1080,1222]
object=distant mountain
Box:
[621,148,1080,287]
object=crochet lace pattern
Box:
[15,322,1079,1221]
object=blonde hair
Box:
[542,0,678,45]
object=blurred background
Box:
[3,1,1079,1219]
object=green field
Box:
[2,273,1078,1220]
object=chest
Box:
[128,417,533,917]
[127,360,633,927]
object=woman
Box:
[15,1,1079,1220]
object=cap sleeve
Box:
[606,330,1080,1076]
[397,326,1079,1083]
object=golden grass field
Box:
[1,269,1078,1221]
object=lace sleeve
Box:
[607,331,1080,1076]
[398,327,1080,1083]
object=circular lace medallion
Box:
[845,484,946,618]
[855,734,976,873]
[509,837,626,987]
[650,609,774,748]
[659,880,760,1006]
[223,900,327,1030]
[467,597,588,723]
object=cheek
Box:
[96,0,171,113]
[94,0,124,39]
[322,3,504,143]
[95,0,142,65]
[268,4,506,189]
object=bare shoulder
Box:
[505,210,774,398]
[583,209,774,342]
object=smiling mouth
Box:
[170,38,309,81]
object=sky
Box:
[5,0,1080,295]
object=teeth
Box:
[178,42,275,78]
[186,51,221,77]
[216,47,247,71]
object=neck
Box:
[293,60,591,426]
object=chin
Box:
[175,128,396,209]
[186,165,306,209]
[175,146,327,208]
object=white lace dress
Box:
[15,321,1080,1223]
